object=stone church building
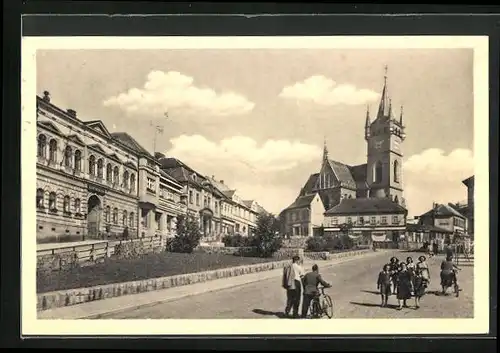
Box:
[281,70,408,240]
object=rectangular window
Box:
[196,193,200,206]
[189,190,193,204]
[146,177,156,193]
[392,215,399,224]
[331,217,338,226]
[381,216,388,224]
[347,217,352,224]
[370,216,376,225]
[359,216,364,225]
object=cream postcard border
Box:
[21,36,489,336]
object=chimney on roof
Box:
[220,180,224,184]
[66,109,77,118]
[42,91,51,102]
[154,152,165,160]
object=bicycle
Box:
[441,269,461,298]
[309,286,334,319]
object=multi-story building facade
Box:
[207,177,262,237]
[323,198,407,243]
[462,175,474,237]
[419,203,467,242]
[158,158,226,241]
[280,193,325,237]
[35,91,185,243]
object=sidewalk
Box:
[38,250,392,320]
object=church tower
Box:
[365,66,406,206]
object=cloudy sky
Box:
[36,48,474,217]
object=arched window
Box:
[88,155,96,176]
[113,166,119,186]
[122,210,127,226]
[373,161,383,183]
[36,188,44,208]
[48,192,57,210]
[63,195,70,213]
[105,206,110,223]
[64,146,72,168]
[97,159,104,178]
[123,170,129,189]
[393,160,400,183]
[37,134,47,158]
[113,208,118,224]
[74,150,82,172]
[130,173,136,193]
[74,198,81,214]
[106,163,113,183]
[49,139,58,163]
[129,212,135,227]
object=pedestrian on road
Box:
[282,255,304,318]
[406,257,416,273]
[377,264,392,307]
[395,262,414,310]
[300,264,331,318]
[389,257,400,294]
[413,256,430,309]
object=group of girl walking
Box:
[377,256,430,310]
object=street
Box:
[95,251,474,319]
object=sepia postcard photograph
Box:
[21,35,489,336]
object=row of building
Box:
[279,70,474,245]
[35,91,266,244]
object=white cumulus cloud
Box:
[166,135,321,174]
[103,70,255,117]
[403,148,474,217]
[279,75,380,106]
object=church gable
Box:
[315,161,339,190]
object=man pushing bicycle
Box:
[301,264,332,318]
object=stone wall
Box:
[272,247,304,260]
[113,237,164,260]
[36,251,80,275]
[37,248,371,311]
[304,251,331,261]
[195,245,257,257]
[282,236,307,249]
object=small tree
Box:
[252,213,283,257]
[167,214,202,253]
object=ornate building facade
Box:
[281,69,408,241]
[35,91,185,243]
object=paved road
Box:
[97,251,474,319]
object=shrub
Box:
[306,236,327,252]
[306,233,355,252]
[222,234,254,247]
[166,215,202,254]
[253,213,283,257]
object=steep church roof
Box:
[300,173,319,195]
[327,159,357,189]
[349,163,369,190]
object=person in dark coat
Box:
[377,264,392,307]
[300,264,331,318]
[396,262,414,310]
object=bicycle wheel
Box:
[323,295,334,319]
[454,283,460,297]
[310,301,321,318]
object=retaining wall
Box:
[37,249,370,311]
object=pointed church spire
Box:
[388,98,393,119]
[377,65,390,119]
[399,105,404,125]
[323,137,329,162]
[365,105,371,127]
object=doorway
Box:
[87,195,101,239]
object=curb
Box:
[38,249,393,319]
